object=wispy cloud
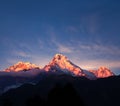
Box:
[50,36,73,53]
[78,42,120,56]
[19,43,33,52]
[6,58,20,65]
[12,51,31,58]
[57,44,72,53]
[38,39,44,49]
[66,26,79,33]
[80,13,100,35]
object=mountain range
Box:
[0,54,115,94]
[0,54,119,106]
[3,54,114,79]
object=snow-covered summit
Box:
[44,54,95,78]
[4,61,40,72]
[89,66,114,78]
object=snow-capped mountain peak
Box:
[89,66,114,78]
[44,54,85,76]
[4,61,40,72]
[97,66,114,78]
[49,54,78,69]
[49,53,69,65]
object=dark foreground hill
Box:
[0,74,120,106]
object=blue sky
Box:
[0,0,120,74]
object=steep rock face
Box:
[89,67,114,78]
[4,62,40,72]
[44,54,85,76]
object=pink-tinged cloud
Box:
[57,44,73,53]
